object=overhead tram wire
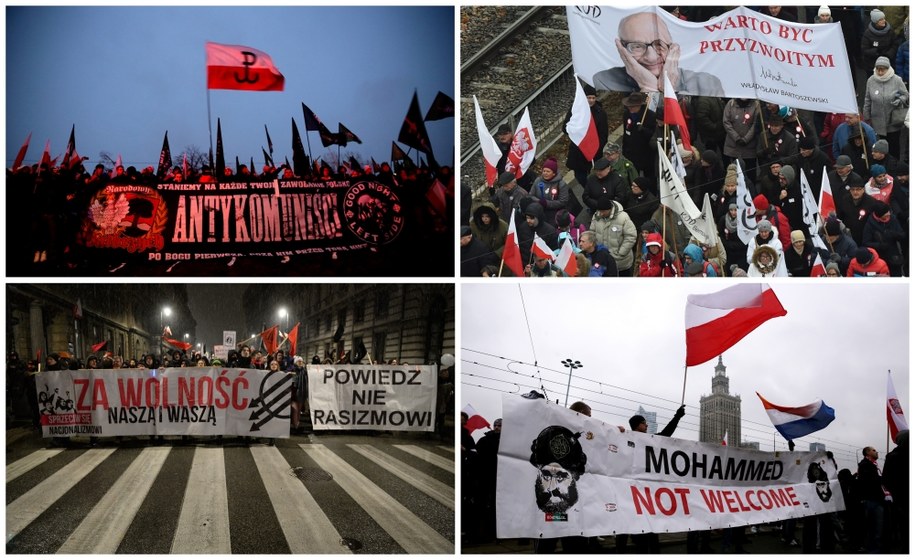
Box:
[516,285,552,400]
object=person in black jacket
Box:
[859,445,891,552]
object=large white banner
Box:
[36,368,292,437]
[497,396,844,538]
[307,365,437,431]
[568,6,857,113]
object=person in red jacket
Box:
[847,247,890,277]
[753,193,792,249]
[638,232,681,277]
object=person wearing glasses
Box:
[592,11,724,96]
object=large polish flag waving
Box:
[887,371,908,443]
[685,284,787,367]
[206,42,285,91]
[473,95,504,186]
[566,75,599,161]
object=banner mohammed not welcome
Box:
[497,396,844,538]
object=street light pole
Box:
[160,306,172,357]
[561,358,583,407]
[278,307,289,331]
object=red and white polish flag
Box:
[532,233,555,261]
[462,403,491,434]
[888,371,908,443]
[566,75,599,161]
[663,73,692,151]
[473,95,503,187]
[554,237,578,276]
[810,252,826,277]
[206,42,285,91]
[684,284,787,367]
[506,108,537,179]
[502,211,524,277]
[721,430,728,446]
[818,166,836,219]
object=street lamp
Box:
[278,307,289,331]
[160,306,172,355]
[561,358,583,407]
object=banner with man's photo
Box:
[36,367,292,437]
[497,396,844,538]
[567,6,857,113]
[307,365,437,431]
[77,179,405,262]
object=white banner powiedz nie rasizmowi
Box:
[497,395,844,538]
[36,367,293,438]
[567,6,857,114]
[307,365,437,431]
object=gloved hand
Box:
[675,405,686,418]
[661,257,671,268]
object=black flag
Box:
[62,124,76,169]
[338,122,362,146]
[398,90,433,154]
[424,91,455,121]
[291,118,308,177]
[215,118,226,176]
[262,147,273,168]
[264,125,274,159]
[156,131,172,179]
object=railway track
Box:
[460,6,577,192]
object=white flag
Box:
[800,169,828,251]
[735,159,757,244]
[658,142,712,245]
[473,95,504,187]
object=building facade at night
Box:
[241,284,455,365]
[698,356,743,447]
[6,284,194,363]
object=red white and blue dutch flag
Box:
[757,392,836,442]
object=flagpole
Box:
[680,363,688,405]
[756,101,769,150]
[305,130,313,163]
[206,90,214,169]
[858,121,869,168]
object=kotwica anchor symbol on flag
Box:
[248,370,293,431]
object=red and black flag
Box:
[61,125,76,169]
[301,102,325,132]
[424,91,455,121]
[215,118,226,176]
[260,325,279,355]
[391,141,408,162]
[371,157,381,173]
[291,118,309,177]
[398,90,433,154]
[11,132,31,172]
[319,128,340,148]
[156,131,172,179]
[91,340,108,353]
[287,323,300,357]
[206,42,284,91]
[348,155,361,172]
[338,122,362,145]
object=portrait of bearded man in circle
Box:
[807,462,832,503]
[530,425,588,513]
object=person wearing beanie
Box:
[529,156,570,227]
[746,218,784,265]
[865,163,896,204]
[638,231,681,277]
[582,156,625,227]
[460,225,497,277]
[554,208,587,248]
[862,200,906,276]
[757,158,786,206]
[870,138,900,179]
[719,199,750,272]
[489,170,527,223]
[775,164,805,232]
[837,178,877,245]
[823,261,841,276]
[714,163,739,222]
[861,9,898,75]
[816,6,832,23]
[603,141,639,186]
[819,217,859,275]
[589,194,637,276]
[757,111,798,165]
[623,176,659,238]
[785,228,825,277]
[752,193,793,249]
[494,124,513,174]
[564,79,609,189]
[847,246,890,276]
[863,53,909,160]
[789,134,831,200]
[827,153,865,194]
[519,201,559,266]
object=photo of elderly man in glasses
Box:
[592,11,724,96]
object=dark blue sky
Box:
[6,6,454,171]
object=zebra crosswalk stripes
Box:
[5,440,454,554]
[302,444,453,554]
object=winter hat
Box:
[678,145,693,158]
[597,196,614,211]
[757,219,773,233]
[641,219,660,233]
[605,142,621,154]
[824,261,840,275]
[871,9,886,24]
[855,247,873,264]
[779,165,796,184]
[582,82,597,96]
[799,136,816,150]
[872,139,890,154]
[497,171,516,186]
[700,150,718,165]
[645,232,663,248]
[542,157,558,174]
[875,56,892,69]
[724,164,738,186]
[728,202,738,210]
[555,209,572,229]
[870,163,887,176]
[835,155,853,167]
[496,123,512,135]
[753,194,769,212]
[460,226,472,238]
[818,5,831,16]
[593,157,611,170]
[873,201,891,217]
[824,218,842,236]
[790,230,806,243]
[632,177,652,191]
